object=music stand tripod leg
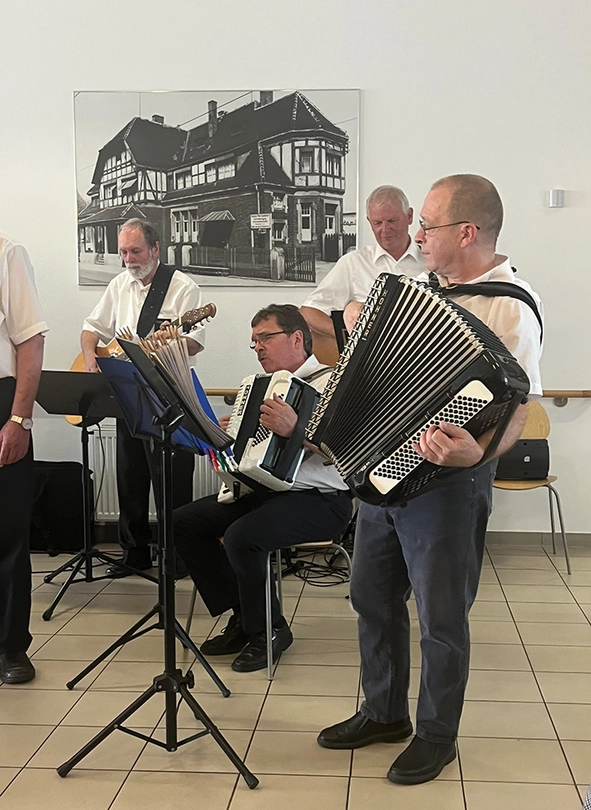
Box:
[57,430,257,788]
[65,606,161,690]
[42,554,86,621]
[42,423,158,621]
[174,619,231,698]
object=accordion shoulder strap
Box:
[301,365,334,384]
[441,281,543,341]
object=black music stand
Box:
[35,370,156,621]
[57,348,258,789]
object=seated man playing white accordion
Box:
[173,304,353,673]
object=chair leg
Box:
[185,584,198,635]
[546,484,572,575]
[265,551,274,681]
[547,488,557,554]
[329,543,353,580]
[276,549,284,610]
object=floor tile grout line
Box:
[491,554,582,793]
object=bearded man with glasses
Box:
[173,304,353,673]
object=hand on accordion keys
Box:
[412,421,485,468]
[259,393,298,438]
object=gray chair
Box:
[184,538,353,681]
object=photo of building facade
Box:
[77,90,358,286]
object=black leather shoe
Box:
[231,623,293,672]
[318,711,413,749]
[201,614,251,656]
[0,652,36,684]
[105,555,153,578]
[387,736,456,784]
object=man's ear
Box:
[406,207,414,225]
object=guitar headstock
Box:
[181,303,217,330]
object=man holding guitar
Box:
[80,218,206,577]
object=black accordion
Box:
[305,273,530,506]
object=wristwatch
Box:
[10,415,34,430]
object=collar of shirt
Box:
[372,239,423,266]
[294,354,323,379]
[418,255,512,287]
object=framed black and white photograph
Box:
[75,89,359,288]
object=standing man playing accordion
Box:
[317,175,543,785]
[174,304,353,673]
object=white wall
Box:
[2,0,590,532]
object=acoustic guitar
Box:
[66,302,216,425]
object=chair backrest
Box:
[520,401,550,439]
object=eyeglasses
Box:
[249,331,287,350]
[418,219,480,233]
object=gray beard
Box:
[126,260,157,282]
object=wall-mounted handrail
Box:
[543,390,591,398]
[205,390,591,408]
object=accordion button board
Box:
[305,273,530,506]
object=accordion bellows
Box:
[305,273,530,505]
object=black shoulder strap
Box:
[432,277,543,341]
[136,263,175,338]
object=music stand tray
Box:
[56,353,258,789]
[35,371,155,620]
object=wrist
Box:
[9,415,33,430]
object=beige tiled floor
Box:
[1,541,590,809]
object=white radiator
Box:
[90,423,221,522]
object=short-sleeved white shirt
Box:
[302,240,425,316]
[0,236,48,379]
[417,257,543,397]
[291,354,348,491]
[83,265,205,351]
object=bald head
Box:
[431,174,503,245]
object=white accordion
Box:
[219,370,319,494]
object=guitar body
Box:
[69,341,123,373]
[65,303,216,426]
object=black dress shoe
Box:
[387,735,456,784]
[0,652,36,684]
[201,614,251,656]
[105,555,153,578]
[318,711,413,749]
[231,622,293,672]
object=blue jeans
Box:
[351,462,496,744]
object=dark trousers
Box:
[351,463,497,745]
[174,488,353,635]
[116,418,195,560]
[0,377,33,656]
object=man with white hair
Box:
[301,185,425,340]
[80,218,204,576]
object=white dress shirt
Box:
[418,257,543,397]
[291,354,348,492]
[0,236,48,380]
[83,265,205,351]
[302,240,425,316]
